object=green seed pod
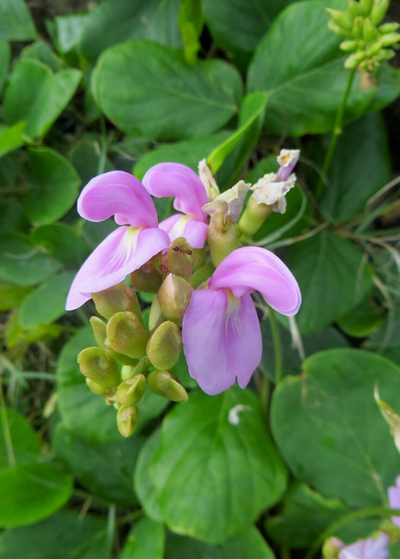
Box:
[207,213,239,268]
[157,274,193,327]
[370,0,389,26]
[90,316,107,347]
[116,374,146,406]
[149,296,165,330]
[78,347,121,387]
[160,237,195,281]
[147,370,188,402]
[326,8,354,30]
[117,405,140,438]
[130,257,162,294]
[106,311,148,359]
[92,283,142,322]
[85,378,107,395]
[147,321,182,370]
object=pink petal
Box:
[182,290,262,395]
[66,226,169,310]
[78,171,158,228]
[142,163,208,222]
[389,482,400,528]
[208,246,301,316]
[160,214,208,249]
[339,534,389,559]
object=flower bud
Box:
[157,274,193,326]
[322,537,344,559]
[117,405,140,438]
[147,321,182,370]
[375,48,395,61]
[370,0,389,26]
[328,20,352,37]
[340,39,358,51]
[86,378,107,395]
[360,0,374,15]
[207,213,239,267]
[190,262,215,289]
[78,347,121,387]
[147,370,188,402]
[130,255,162,293]
[92,284,142,322]
[149,296,165,330]
[238,195,273,237]
[111,351,139,367]
[192,247,206,270]
[348,0,361,17]
[379,22,400,34]
[344,50,366,69]
[106,311,148,359]
[159,238,195,281]
[116,374,146,406]
[363,18,378,42]
[326,8,353,30]
[352,16,364,39]
[379,32,400,47]
[90,316,107,347]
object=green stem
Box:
[268,306,283,384]
[0,373,16,467]
[106,504,116,558]
[305,506,400,559]
[316,69,356,200]
[97,116,108,176]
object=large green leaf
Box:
[0,409,40,471]
[150,388,287,543]
[25,148,81,225]
[70,141,114,185]
[247,0,400,137]
[0,122,26,158]
[92,40,242,140]
[134,429,163,522]
[0,462,73,527]
[0,281,32,311]
[31,223,89,268]
[0,0,37,41]
[3,58,81,139]
[271,349,400,508]
[118,517,165,559]
[0,233,61,286]
[53,423,143,506]
[364,306,400,367]
[79,0,182,64]
[165,526,276,559]
[0,41,11,94]
[282,231,373,333]
[0,510,108,559]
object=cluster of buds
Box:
[77,240,196,437]
[327,0,400,72]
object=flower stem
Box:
[0,372,15,467]
[268,306,283,384]
[305,506,400,559]
[316,69,356,200]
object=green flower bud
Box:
[116,374,146,406]
[369,39,383,54]
[375,48,395,61]
[348,0,361,18]
[86,378,107,395]
[121,357,151,381]
[207,213,239,267]
[130,256,162,294]
[192,247,206,270]
[379,32,400,47]
[238,195,273,237]
[352,16,364,39]
[111,351,139,367]
[90,316,107,347]
[190,262,215,289]
[149,296,165,330]
[157,274,193,327]
[106,311,148,359]
[117,405,140,438]
[121,364,136,380]
[159,238,195,281]
[92,284,142,323]
[328,19,353,37]
[370,0,389,26]
[78,347,121,387]
[340,39,358,51]
[379,22,400,33]
[363,18,378,41]
[326,8,354,30]
[322,537,343,559]
[344,50,366,69]
[147,370,188,402]
[147,321,182,370]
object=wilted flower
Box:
[66,171,170,310]
[182,246,301,395]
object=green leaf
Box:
[0,198,29,234]
[32,223,89,268]
[70,141,114,185]
[118,518,165,559]
[0,41,11,94]
[51,14,88,55]
[179,0,203,64]
[92,40,242,141]
[0,408,40,471]
[0,122,26,158]
[260,324,349,381]
[0,0,37,41]
[5,310,63,347]
[271,349,400,507]
[0,462,73,527]
[0,281,32,311]
[337,297,385,338]
[25,147,81,225]
[20,40,65,72]
[207,92,268,174]
[0,510,108,559]
[0,232,61,286]
[3,58,81,140]
[282,231,373,333]
[134,429,163,522]
[79,0,183,65]
[81,219,118,250]
[247,0,400,137]
[134,132,230,180]
[150,388,287,543]
[53,423,143,506]
[364,306,400,367]
[20,271,76,327]
[165,526,276,559]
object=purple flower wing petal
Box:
[142,163,207,222]
[66,227,169,310]
[159,215,208,249]
[182,290,262,395]
[339,534,389,559]
[209,247,301,316]
[388,483,400,527]
[78,171,158,228]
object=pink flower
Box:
[336,533,389,559]
[66,171,170,310]
[388,475,400,527]
[142,163,209,249]
[182,246,301,395]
